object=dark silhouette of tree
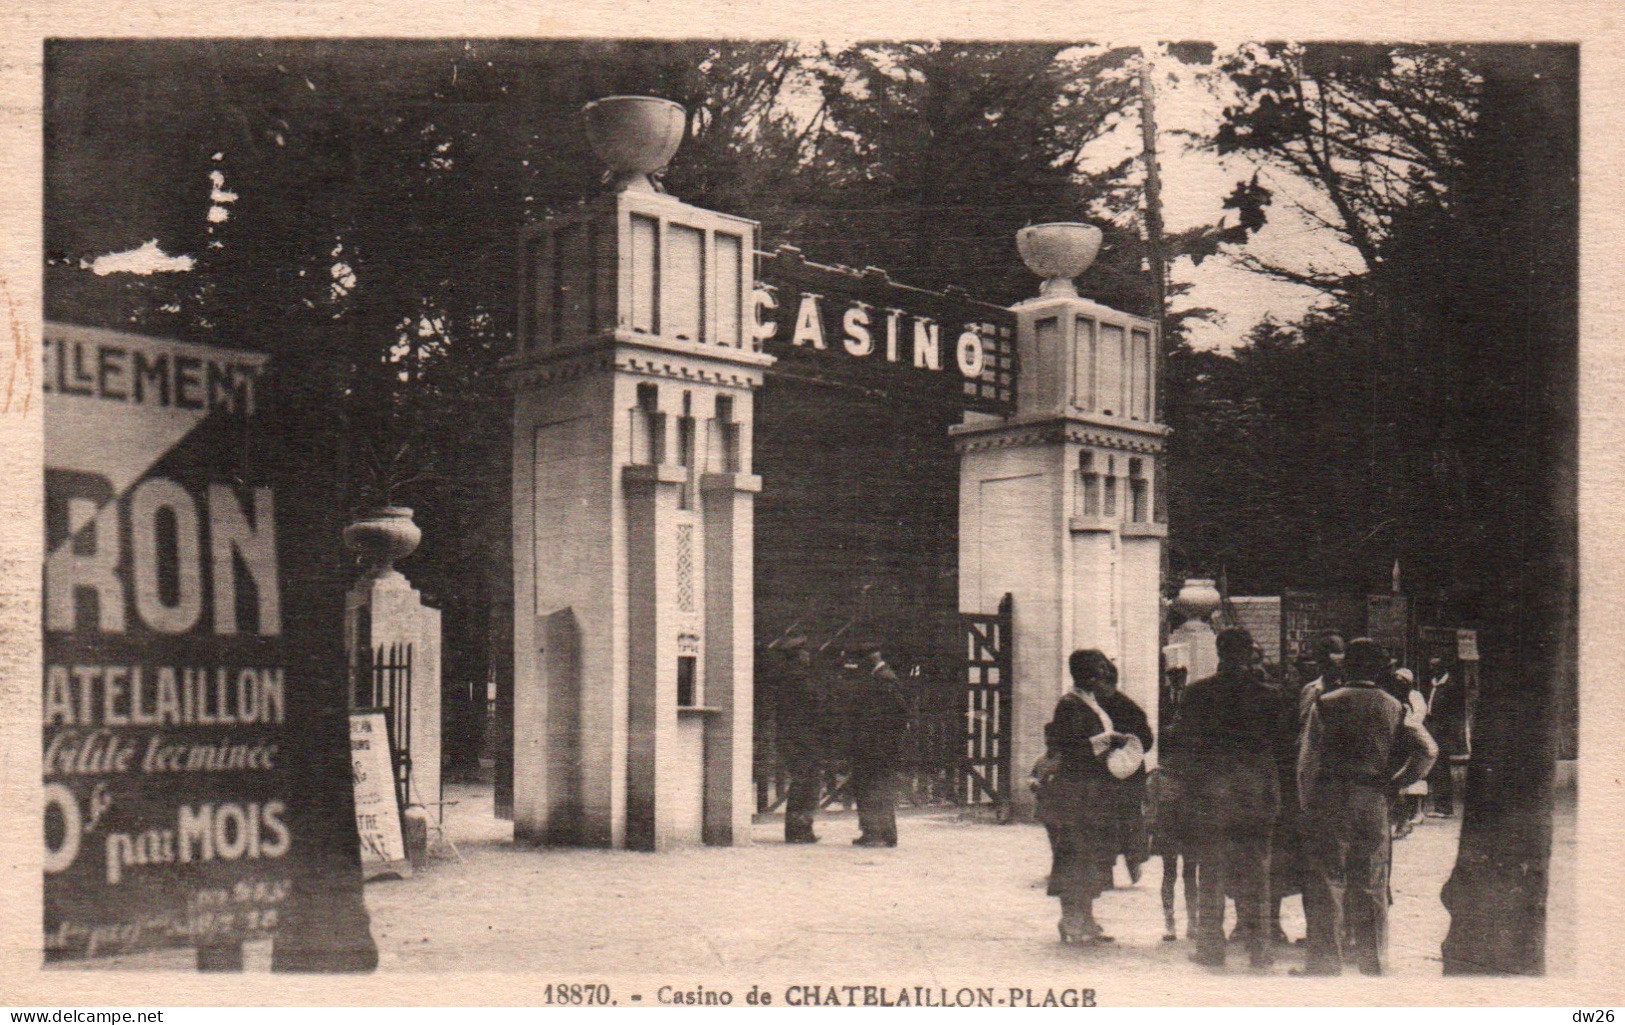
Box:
[1167,42,1575,973]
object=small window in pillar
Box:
[1103,456,1118,518]
[715,394,740,473]
[1079,450,1100,517]
[636,382,664,465]
[677,655,698,707]
[1129,457,1147,522]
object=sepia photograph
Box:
[2,6,1618,1008]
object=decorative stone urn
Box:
[343,506,422,577]
[1173,577,1222,624]
[582,95,687,193]
[1016,222,1103,298]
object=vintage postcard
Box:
[1,0,1622,1010]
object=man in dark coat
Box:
[1424,657,1468,816]
[1297,638,1438,976]
[844,639,908,847]
[1172,627,1283,968]
[772,630,826,844]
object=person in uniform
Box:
[1173,627,1283,968]
[1297,638,1438,976]
[1036,649,1138,944]
[845,639,908,848]
[771,629,826,844]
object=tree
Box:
[1176,43,1577,972]
[775,43,1144,308]
[1212,43,1479,295]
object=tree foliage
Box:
[1211,42,1480,294]
[1165,43,1576,971]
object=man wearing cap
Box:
[1298,631,1346,722]
[1171,627,1284,968]
[772,629,826,844]
[1297,638,1438,976]
[844,639,908,848]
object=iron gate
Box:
[355,641,414,810]
[957,593,1012,809]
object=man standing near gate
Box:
[1297,638,1437,976]
[844,639,909,847]
[1171,627,1283,969]
[771,629,827,844]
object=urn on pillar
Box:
[343,506,422,577]
[1015,222,1103,298]
[582,96,686,194]
[506,97,769,851]
[1173,577,1222,623]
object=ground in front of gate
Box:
[354,782,1574,986]
[74,779,1576,993]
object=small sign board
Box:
[349,710,408,870]
[754,246,1018,415]
[1456,629,1480,662]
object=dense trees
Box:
[1163,43,1577,973]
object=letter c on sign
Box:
[956,330,986,378]
[44,783,81,873]
[752,288,779,346]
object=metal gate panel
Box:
[958,593,1012,809]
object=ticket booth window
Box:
[677,655,698,707]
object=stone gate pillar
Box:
[954,224,1167,818]
[344,507,443,819]
[505,97,769,850]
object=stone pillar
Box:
[343,507,443,819]
[954,224,1167,817]
[1167,578,1221,683]
[507,97,768,849]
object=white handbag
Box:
[1080,690,1144,780]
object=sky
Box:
[1075,46,1361,351]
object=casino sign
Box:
[752,245,1017,415]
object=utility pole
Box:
[1138,49,1169,334]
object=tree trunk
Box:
[1439,47,1577,976]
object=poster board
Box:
[42,324,292,959]
[349,709,408,872]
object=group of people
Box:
[1036,629,1441,976]
[770,630,910,848]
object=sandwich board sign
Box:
[349,709,409,874]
